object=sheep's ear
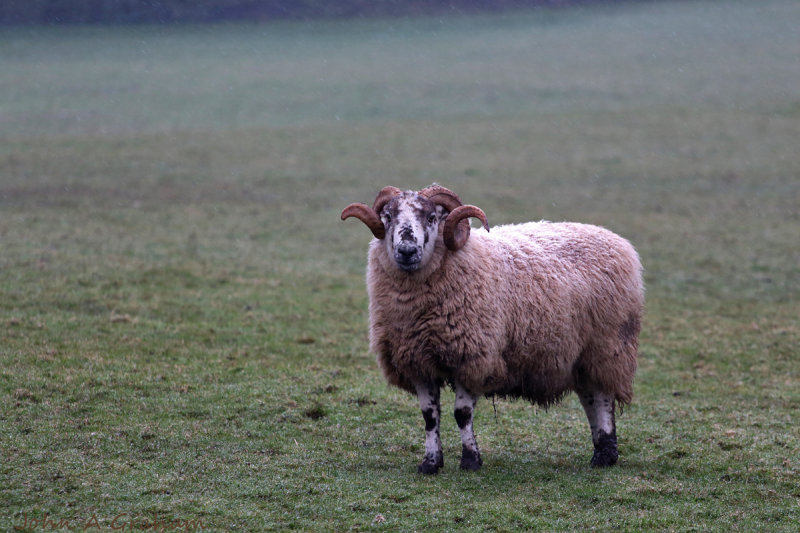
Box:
[442,205,489,251]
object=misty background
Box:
[4,0,643,24]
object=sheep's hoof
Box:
[590,450,618,468]
[417,453,443,475]
[590,430,618,467]
[460,456,482,471]
[459,448,483,471]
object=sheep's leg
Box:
[578,389,618,467]
[415,383,443,474]
[454,382,482,471]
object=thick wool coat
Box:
[367,221,644,406]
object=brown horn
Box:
[420,185,487,251]
[341,186,403,240]
[442,205,489,251]
[419,184,463,213]
[341,203,385,239]
[372,186,403,215]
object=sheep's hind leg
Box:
[415,383,443,474]
[577,388,618,467]
[454,382,482,471]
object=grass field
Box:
[2,0,799,530]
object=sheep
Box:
[341,184,643,474]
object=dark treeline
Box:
[1,0,622,25]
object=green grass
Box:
[2,0,799,530]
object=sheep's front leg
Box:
[578,389,618,467]
[454,382,482,471]
[415,383,443,474]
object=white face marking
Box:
[381,194,443,272]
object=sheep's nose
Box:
[397,244,416,260]
[395,243,421,272]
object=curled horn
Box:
[419,184,463,213]
[443,205,489,251]
[341,186,402,239]
[341,203,384,239]
[420,185,489,251]
[372,185,403,215]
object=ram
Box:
[342,185,644,473]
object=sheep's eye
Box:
[384,213,392,223]
[427,213,436,224]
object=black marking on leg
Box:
[422,408,437,432]
[418,451,444,475]
[460,444,483,471]
[591,429,619,468]
[454,406,472,429]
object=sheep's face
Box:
[380,193,445,273]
